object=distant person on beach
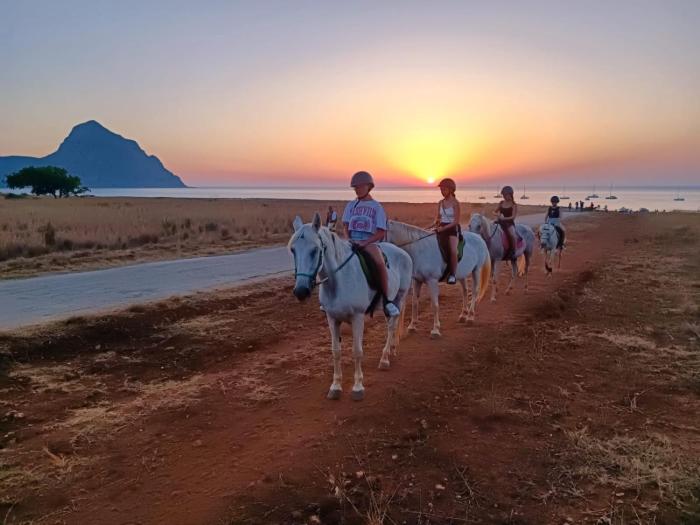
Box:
[430,178,461,284]
[575,201,579,211]
[544,196,565,247]
[494,185,518,260]
[568,202,572,211]
[342,171,400,317]
[325,206,338,232]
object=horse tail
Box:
[397,298,406,344]
[517,254,526,276]
[477,252,491,303]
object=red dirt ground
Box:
[1,213,699,524]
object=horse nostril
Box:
[293,286,311,301]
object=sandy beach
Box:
[1,211,698,524]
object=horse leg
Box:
[458,278,469,323]
[490,259,498,302]
[428,279,441,338]
[407,279,421,333]
[505,259,517,295]
[327,316,342,400]
[350,314,365,401]
[524,250,532,292]
[467,268,479,321]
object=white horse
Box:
[289,213,413,401]
[538,223,561,275]
[386,221,491,338]
[467,213,535,301]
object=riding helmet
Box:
[350,171,375,188]
[551,195,560,204]
[500,185,514,196]
[437,178,456,192]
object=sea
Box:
[88,186,699,212]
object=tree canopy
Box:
[4,166,89,198]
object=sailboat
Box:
[586,185,599,200]
[673,188,685,201]
[605,184,618,200]
[560,185,570,200]
[493,186,501,198]
[520,185,530,199]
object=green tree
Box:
[4,166,89,198]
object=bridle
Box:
[292,231,357,288]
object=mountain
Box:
[0,120,186,188]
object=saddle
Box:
[356,247,389,316]
[499,229,524,259]
[437,234,465,282]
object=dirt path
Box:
[1,213,698,524]
[0,212,565,331]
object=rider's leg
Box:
[448,235,458,283]
[364,244,400,317]
[507,225,517,259]
[363,244,389,297]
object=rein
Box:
[393,230,436,248]
[292,234,357,287]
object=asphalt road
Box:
[0,211,580,330]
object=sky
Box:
[1,0,699,187]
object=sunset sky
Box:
[1,1,699,186]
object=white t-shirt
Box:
[342,198,387,240]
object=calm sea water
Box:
[90,186,700,212]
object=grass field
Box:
[0,195,544,278]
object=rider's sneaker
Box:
[384,301,401,317]
[447,275,457,285]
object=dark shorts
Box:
[437,224,460,258]
[497,219,515,229]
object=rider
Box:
[544,196,566,248]
[432,178,461,285]
[494,185,518,260]
[325,205,338,232]
[342,171,400,317]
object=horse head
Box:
[539,223,558,251]
[289,212,324,301]
[467,213,483,234]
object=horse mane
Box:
[318,226,349,261]
[478,214,495,235]
[388,220,430,245]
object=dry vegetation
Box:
[0,195,544,278]
[2,213,697,524]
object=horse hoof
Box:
[457,315,467,324]
[466,317,475,325]
[407,325,417,333]
[430,331,441,339]
[351,389,365,401]
[327,389,342,400]
[378,360,390,371]
[490,297,496,303]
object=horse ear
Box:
[312,212,321,231]
[292,216,303,232]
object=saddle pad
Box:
[500,230,524,252]
[357,249,388,290]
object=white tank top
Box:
[439,203,455,224]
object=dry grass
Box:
[0,196,543,278]
[565,428,700,510]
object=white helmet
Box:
[350,171,374,188]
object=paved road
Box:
[0,211,580,330]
